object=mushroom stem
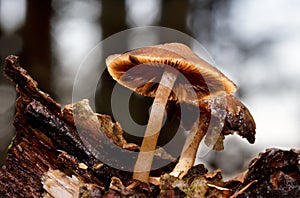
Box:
[170,125,206,179]
[133,66,178,184]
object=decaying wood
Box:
[0,55,173,197]
[233,148,300,197]
[0,55,299,197]
[42,169,103,198]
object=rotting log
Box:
[231,148,300,197]
[0,55,173,197]
[0,55,299,197]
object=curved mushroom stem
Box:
[133,66,178,184]
[170,125,206,179]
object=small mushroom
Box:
[106,43,237,184]
[169,94,256,178]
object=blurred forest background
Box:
[0,0,300,178]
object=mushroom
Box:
[106,43,237,184]
[168,94,256,178]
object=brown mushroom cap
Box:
[106,43,237,104]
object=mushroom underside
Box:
[106,43,254,184]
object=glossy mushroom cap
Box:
[106,43,237,104]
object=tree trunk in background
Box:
[22,0,52,93]
[189,0,231,47]
[189,0,214,43]
[160,0,191,35]
[97,0,131,139]
[100,0,127,39]
[97,0,128,116]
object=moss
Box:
[7,135,15,150]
